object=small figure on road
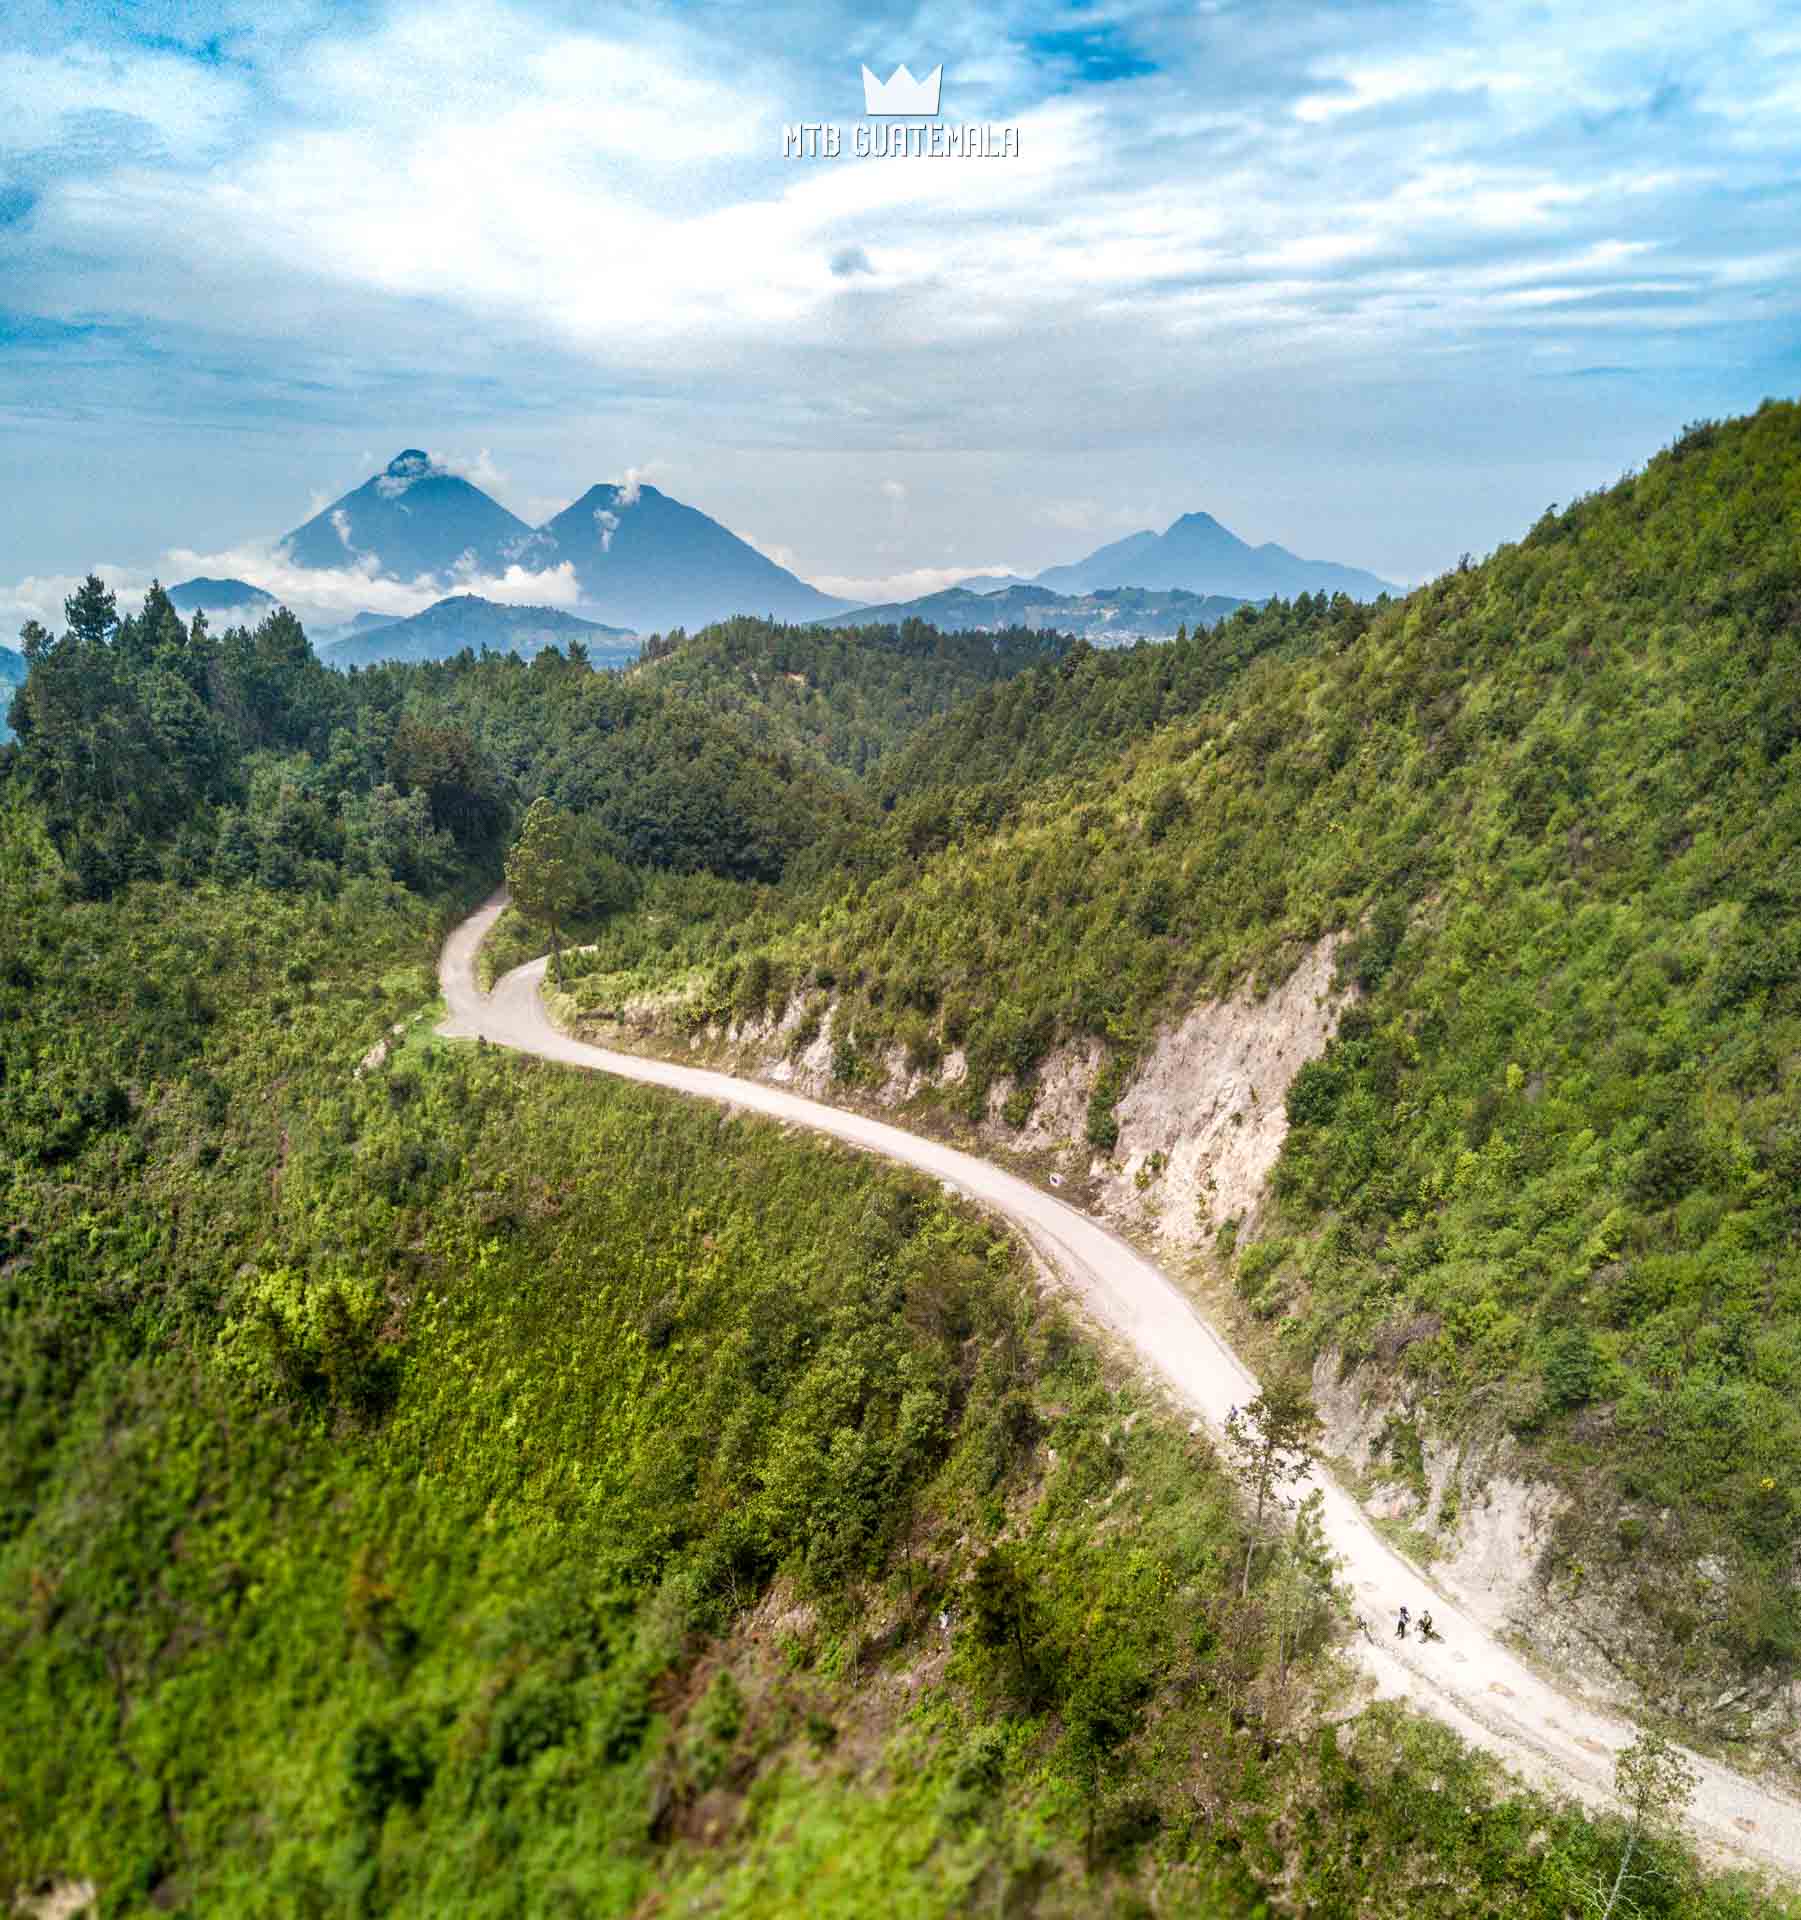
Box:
[1396,1605,1411,1639]
[1418,1609,1434,1642]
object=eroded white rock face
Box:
[549,934,1801,1748]
[1310,1350,1568,1638]
[619,936,1349,1260]
[1100,937,1346,1252]
[15,1882,98,1920]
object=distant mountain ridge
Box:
[320,594,638,669]
[0,645,24,743]
[251,451,1394,632]
[1035,510,1397,601]
[275,451,854,633]
[537,483,854,631]
[821,582,1245,642]
[281,451,538,581]
[167,577,277,618]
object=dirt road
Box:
[440,894,1801,1882]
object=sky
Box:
[1,0,1799,628]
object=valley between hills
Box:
[447,891,1801,1879]
[7,404,1801,1916]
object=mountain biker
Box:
[1418,1609,1434,1642]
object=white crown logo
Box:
[861,63,942,116]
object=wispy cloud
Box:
[3,0,1798,588]
[808,563,1024,604]
[0,534,586,643]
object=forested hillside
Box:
[363,647,864,884]
[556,403,1801,1725]
[3,820,1786,1915]
[1,581,865,896]
[633,614,1077,777]
[872,591,1370,809]
[6,418,1801,1914]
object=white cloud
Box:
[5,0,1800,588]
[733,529,798,571]
[473,561,583,607]
[502,527,557,564]
[0,533,591,646]
[811,563,1023,605]
[1,569,138,638]
[0,42,251,164]
[443,447,509,492]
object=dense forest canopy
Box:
[0,591,920,900]
[633,613,1079,777]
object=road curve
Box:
[440,893,1801,1882]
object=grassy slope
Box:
[4,839,1792,1914]
[553,404,1801,1718]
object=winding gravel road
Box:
[440,894,1801,1882]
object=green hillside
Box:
[633,614,1078,777]
[2,838,1787,1916]
[560,404,1801,1719]
[6,420,1801,1912]
[0,583,861,897]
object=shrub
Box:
[1542,1329,1600,1412]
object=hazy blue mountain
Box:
[1035,511,1397,600]
[820,582,1244,643]
[281,450,540,581]
[307,609,393,650]
[320,594,637,669]
[0,646,25,743]
[537,483,855,631]
[167,577,277,619]
[1033,531,1162,593]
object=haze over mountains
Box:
[278,452,854,632]
[153,450,1398,647]
[825,583,1246,642]
[1033,510,1398,600]
[532,482,856,631]
[283,451,539,581]
[319,594,637,669]
[167,578,277,621]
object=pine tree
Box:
[505,796,585,984]
[1222,1379,1322,1600]
[63,575,118,647]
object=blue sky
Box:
[1,0,1798,624]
